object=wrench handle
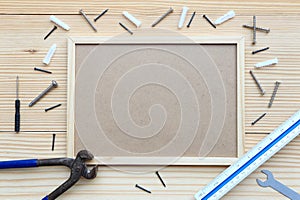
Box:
[271,180,300,200]
[0,159,38,169]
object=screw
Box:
[119,22,133,35]
[251,112,267,125]
[44,25,57,40]
[94,9,108,22]
[252,16,256,45]
[203,14,216,28]
[187,11,196,28]
[152,7,173,27]
[249,70,265,95]
[268,81,280,108]
[242,25,270,33]
[252,47,270,54]
[79,9,97,32]
[29,80,58,107]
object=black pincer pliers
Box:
[0,150,97,200]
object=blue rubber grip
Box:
[41,195,48,200]
[0,159,38,169]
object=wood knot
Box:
[24,49,37,54]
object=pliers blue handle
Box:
[0,150,97,200]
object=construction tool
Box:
[0,150,97,200]
[257,169,300,200]
[14,76,20,132]
[195,110,300,200]
[29,80,58,107]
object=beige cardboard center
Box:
[73,43,237,163]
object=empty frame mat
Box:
[67,36,244,165]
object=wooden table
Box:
[0,1,300,199]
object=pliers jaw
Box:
[38,150,98,200]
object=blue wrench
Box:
[257,169,300,200]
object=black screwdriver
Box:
[15,76,20,132]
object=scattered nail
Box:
[44,26,57,40]
[122,11,141,28]
[178,6,189,29]
[187,11,196,28]
[119,22,133,35]
[255,58,278,68]
[135,184,151,194]
[45,103,62,112]
[203,15,216,28]
[52,133,56,151]
[34,67,52,74]
[251,113,266,125]
[156,171,166,187]
[50,15,70,31]
[252,47,269,54]
[94,9,109,22]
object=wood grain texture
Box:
[0,1,300,199]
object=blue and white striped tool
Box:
[195,110,300,200]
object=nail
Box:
[52,133,56,151]
[249,70,265,95]
[252,47,269,54]
[187,11,196,28]
[135,184,151,193]
[242,25,270,33]
[94,9,108,22]
[79,9,97,32]
[119,22,133,35]
[251,113,266,125]
[268,81,280,108]
[152,7,173,27]
[203,15,216,28]
[156,171,166,187]
[44,26,57,40]
[45,103,61,112]
[34,67,52,74]
[252,16,256,45]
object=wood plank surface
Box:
[0,1,300,199]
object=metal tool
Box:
[15,76,20,132]
[44,26,57,40]
[251,112,266,125]
[94,9,108,22]
[249,70,265,95]
[257,169,300,200]
[187,11,196,28]
[243,24,270,33]
[135,184,151,193]
[151,7,173,27]
[195,110,300,200]
[79,9,97,32]
[119,22,133,35]
[34,67,52,74]
[29,80,58,107]
[0,150,97,200]
[45,103,61,112]
[268,81,281,108]
[253,16,256,44]
[252,47,269,54]
[203,15,216,28]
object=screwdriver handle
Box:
[15,99,20,132]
